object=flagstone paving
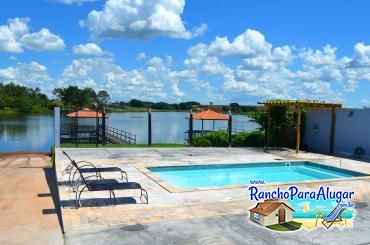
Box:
[55,148,370,244]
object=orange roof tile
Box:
[249,202,294,216]
[187,109,228,120]
[66,108,108,118]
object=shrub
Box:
[193,136,212,147]
[193,131,227,147]
[193,130,264,147]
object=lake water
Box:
[0,112,258,152]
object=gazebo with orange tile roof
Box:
[187,109,228,131]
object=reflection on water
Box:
[107,112,258,144]
[0,114,54,152]
[0,112,258,152]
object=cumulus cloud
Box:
[0,61,52,91]
[208,29,272,57]
[136,52,147,61]
[0,17,65,53]
[72,43,104,56]
[182,28,370,103]
[80,0,207,40]
[3,25,370,105]
[58,57,187,101]
[20,28,65,51]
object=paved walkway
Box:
[0,153,63,245]
[56,148,370,244]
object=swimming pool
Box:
[148,161,367,189]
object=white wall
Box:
[304,108,370,158]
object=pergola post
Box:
[329,107,337,154]
[296,107,302,154]
[266,107,271,147]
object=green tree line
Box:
[0,83,259,114]
[0,83,57,113]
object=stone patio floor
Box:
[55,148,370,245]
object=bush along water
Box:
[193,131,265,147]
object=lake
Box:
[0,112,259,152]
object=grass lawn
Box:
[266,221,302,232]
[288,221,303,228]
[266,224,290,231]
[61,143,187,148]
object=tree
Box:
[315,209,324,227]
[53,85,97,108]
[248,105,299,147]
[0,83,50,113]
[96,90,110,106]
[230,103,240,113]
[129,99,145,107]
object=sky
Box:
[0,0,370,107]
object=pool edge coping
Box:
[135,160,370,193]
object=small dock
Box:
[98,126,136,144]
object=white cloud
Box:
[59,57,187,101]
[0,18,29,53]
[20,28,65,51]
[80,0,207,40]
[362,99,370,108]
[351,42,370,67]
[136,52,146,61]
[181,28,370,103]
[72,43,104,56]
[208,29,272,57]
[49,0,99,5]
[0,17,65,53]
[0,62,52,91]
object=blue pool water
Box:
[148,161,366,188]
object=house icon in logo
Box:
[249,199,295,227]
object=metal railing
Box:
[104,125,137,144]
[218,127,253,134]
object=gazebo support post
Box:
[329,107,336,155]
[228,111,232,148]
[189,109,193,146]
[96,110,99,147]
[266,107,271,148]
[148,106,152,147]
[201,119,204,135]
[75,112,79,147]
[296,107,302,154]
[102,106,106,146]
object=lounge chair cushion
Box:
[80,167,123,173]
[87,182,142,191]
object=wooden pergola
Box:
[257,100,342,154]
